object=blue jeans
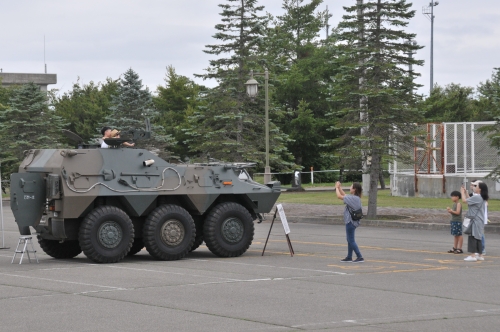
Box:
[346,222,362,259]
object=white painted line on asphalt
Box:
[245,326,291,331]
[158,274,354,288]
[3,294,64,301]
[74,289,128,295]
[0,272,125,290]
[475,309,500,313]
[172,277,292,287]
[96,264,347,286]
[187,258,349,275]
[4,266,93,276]
[99,265,242,282]
[291,320,338,328]
[1,287,127,302]
[35,266,89,271]
[291,308,500,328]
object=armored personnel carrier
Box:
[10,124,281,263]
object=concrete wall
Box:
[0,73,57,91]
[391,174,500,199]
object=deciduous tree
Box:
[52,78,119,143]
[419,83,482,122]
[477,68,500,178]
[263,0,336,172]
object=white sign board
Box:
[277,204,290,234]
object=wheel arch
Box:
[205,194,258,220]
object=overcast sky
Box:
[1,0,499,97]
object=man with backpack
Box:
[335,181,365,263]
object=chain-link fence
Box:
[390,122,497,176]
[444,122,498,175]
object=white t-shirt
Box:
[100,139,109,148]
[485,201,488,224]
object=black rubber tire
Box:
[127,238,144,256]
[37,236,82,259]
[78,206,134,263]
[189,219,204,252]
[143,205,195,260]
[203,202,254,257]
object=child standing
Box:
[446,191,463,254]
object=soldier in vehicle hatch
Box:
[110,129,135,147]
[100,126,135,148]
[100,126,112,148]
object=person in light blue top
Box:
[335,181,364,263]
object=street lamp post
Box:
[423,1,439,94]
[0,161,9,249]
[245,69,271,184]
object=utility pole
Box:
[423,1,439,94]
[44,35,47,74]
[357,0,370,193]
[245,69,271,184]
[0,161,10,249]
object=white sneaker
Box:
[477,256,485,261]
[464,256,477,262]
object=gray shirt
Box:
[466,195,485,240]
[344,195,362,227]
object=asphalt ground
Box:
[1,204,500,331]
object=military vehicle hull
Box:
[10,148,281,263]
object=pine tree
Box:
[0,84,16,186]
[200,0,267,84]
[0,83,67,176]
[0,83,14,113]
[327,0,424,217]
[105,68,173,157]
[267,0,326,68]
[188,0,294,171]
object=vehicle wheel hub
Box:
[221,217,244,243]
[161,219,185,246]
[98,221,123,248]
